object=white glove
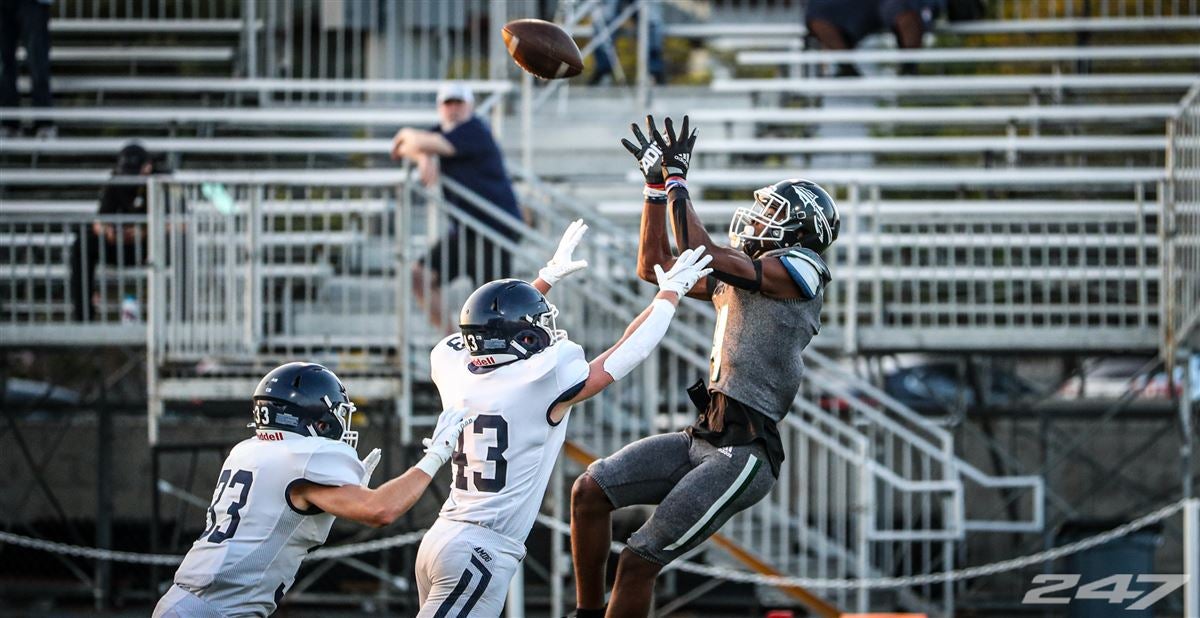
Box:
[654,246,714,297]
[538,219,589,286]
[359,448,382,487]
[415,407,474,478]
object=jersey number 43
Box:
[452,414,509,493]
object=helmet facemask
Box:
[326,396,358,449]
[730,186,798,257]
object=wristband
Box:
[665,176,687,194]
[644,183,667,203]
[414,452,444,478]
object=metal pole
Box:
[488,0,507,135]
[146,177,162,445]
[521,70,533,177]
[844,184,860,354]
[398,169,413,446]
[242,0,257,78]
[855,453,871,613]
[1186,497,1198,618]
[551,460,565,618]
[94,403,113,611]
[149,447,161,598]
[1183,348,1195,501]
[506,563,525,618]
[245,186,261,353]
[635,0,649,115]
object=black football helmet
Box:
[459,279,564,367]
[250,362,358,448]
[729,179,840,257]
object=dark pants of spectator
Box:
[70,231,144,322]
[0,0,53,130]
[420,227,514,287]
[592,0,665,84]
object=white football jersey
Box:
[170,431,363,617]
[430,333,590,543]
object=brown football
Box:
[502,18,584,80]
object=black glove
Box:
[620,116,664,186]
[652,115,697,181]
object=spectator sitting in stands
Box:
[390,82,524,330]
[0,0,55,138]
[70,142,164,322]
[806,0,928,77]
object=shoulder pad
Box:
[303,442,363,487]
[778,248,831,300]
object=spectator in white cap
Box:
[390,82,523,329]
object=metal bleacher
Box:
[1,1,1198,616]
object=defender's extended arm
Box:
[290,409,473,528]
[548,248,713,423]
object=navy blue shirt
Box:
[434,116,521,237]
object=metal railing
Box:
[1164,81,1200,365]
[145,172,408,367]
[53,0,241,20]
[825,189,1164,354]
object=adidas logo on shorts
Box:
[472,546,493,563]
[717,446,733,458]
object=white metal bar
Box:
[739,45,1200,66]
[50,18,257,32]
[711,74,1199,95]
[689,104,1177,124]
[17,46,234,62]
[20,76,513,94]
[0,106,436,125]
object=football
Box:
[502,18,584,80]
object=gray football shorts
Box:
[585,431,775,566]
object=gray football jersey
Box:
[170,430,363,617]
[707,247,830,420]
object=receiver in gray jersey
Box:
[575,118,842,616]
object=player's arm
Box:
[549,248,713,422]
[652,114,800,299]
[289,409,473,528]
[533,219,589,295]
[291,470,433,528]
[390,127,456,160]
[623,116,712,299]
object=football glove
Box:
[538,219,589,286]
[652,115,697,181]
[415,407,474,478]
[654,246,714,297]
[621,116,665,186]
[359,448,382,487]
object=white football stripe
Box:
[506,34,521,55]
[554,61,570,79]
[663,455,760,551]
